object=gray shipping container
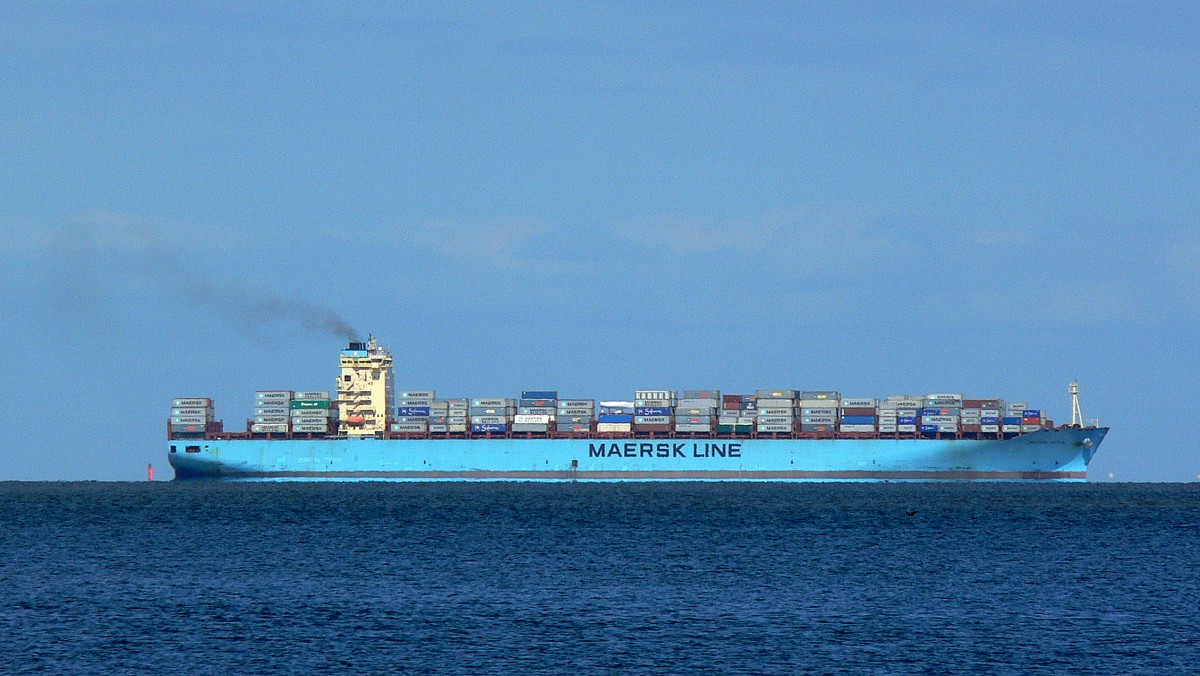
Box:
[757,416,794,425]
[398,390,436,399]
[840,398,878,408]
[556,407,594,417]
[840,424,876,432]
[757,424,792,432]
[468,407,511,416]
[676,407,716,416]
[397,398,433,407]
[802,416,836,424]
[878,424,898,433]
[251,424,289,433]
[172,398,213,408]
[755,390,796,399]
[634,399,675,407]
[171,408,212,417]
[801,408,837,416]
[512,423,549,433]
[756,408,793,416]
[634,416,671,424]
[472,398,511,407]
[170,424,206,433]
[254,416,289,424]
[557,400,594,409]
[755,398,795,408]
[677,398,719,408]
[291,417,330,426]
[471,416,507,425]
[800,391,839,400]
[518,407,557,415]
[293,391,330,400]
[170,416,207,425]
[675,423,712,433]
[293,423,330,433]
[428,424,449,433]
[254,407,289,416]
[390,422,428,432]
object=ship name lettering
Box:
[586,442,705,458]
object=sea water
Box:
[0,482,1197,673]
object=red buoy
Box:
[148,463,154,481]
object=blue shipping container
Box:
[521,391,558,400]
[598,414,633,423]
[635,407,673,416]
[472,424,507,434]
[397,407,430,417]
[840,416,876,425]
[1002,417,1022,425]
[981,417,999,425]
[920,424,939,434]
[897,417,918,425]
[1022,409,1041,418]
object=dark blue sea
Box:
[1,483,1197,674]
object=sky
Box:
[1,2,1197,481]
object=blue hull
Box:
[168,428,1106,482]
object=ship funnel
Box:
[348,341,367,351]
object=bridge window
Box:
[185,445,201,454]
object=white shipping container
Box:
[254,416,289,424]
[898,424,917,433]
[397,390,435,399]
[448,424,468,433]
[1020,425,1042,432]
[635,391,674,400]
[878,424,898,433]
[597,422,632,432]
[428,424,449,433]
[757,416,793,425]
[1008,402,1028,410]
[922,415,958,424]
[981,409,1001,417]
[756,408,793,416]
[980,425,1000,433]
[600,401,636,408]
[801,407,837,416]
[1002,424,1021,433]
[471,416,508,424]
[472,398,512,407]
[514,414,551,424]
[171,408,212,418]
[936,424,958,433]
[293,391,330,400]
[675,423,711,432]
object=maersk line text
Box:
[588,442,743,458]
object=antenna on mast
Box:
[1069,380,1084,427]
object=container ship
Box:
[167,337,1107,481]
